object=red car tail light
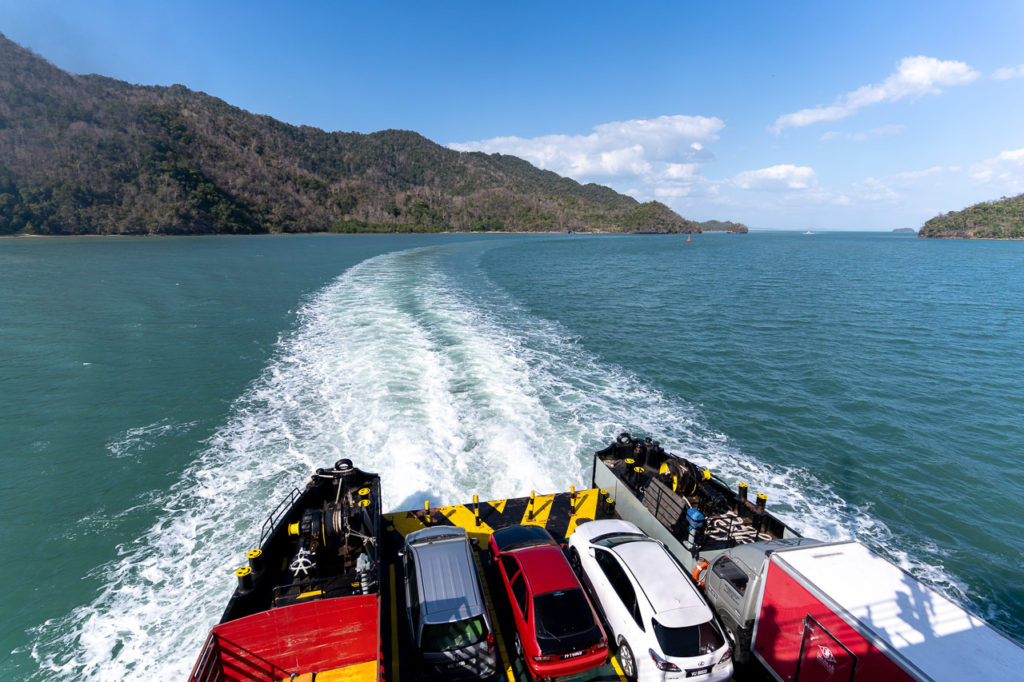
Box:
[649,648,681,672]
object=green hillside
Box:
[698,219,749,233]
[0,35,697,236]
[919,194,1024,239]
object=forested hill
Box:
[698,219,748,233]
[918,194,1024,239]
[0,35,699,236]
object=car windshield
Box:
[592,532,650,548]
[652,618,725,657]
[533,588,595,637]
[533,588,602,654]
[494,525,556,552]
[421,616,486,652]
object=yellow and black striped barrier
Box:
[384,488,602,543]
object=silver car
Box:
[402,526,496,679]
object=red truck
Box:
[700,539,1024,681]
[593,434,1024,681]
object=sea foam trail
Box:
[24,245,953,679]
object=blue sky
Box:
[2,1,1024,230]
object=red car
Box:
[490,525,607,680]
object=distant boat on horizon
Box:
[803,230,815,235]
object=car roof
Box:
[613,540,713,626]
[515,544,580,596]
[409,530,484,625]
[725,536,822,573]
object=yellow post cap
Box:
[358,487,371,496]
[246,549,262,560]
[288,522,300,537]
[235,566,252,577]
[702,469,712,480]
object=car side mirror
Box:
[588,547,596,558]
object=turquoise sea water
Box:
[1,232,1021,679]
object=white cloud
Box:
[820,124,905,142]
[773,56,979,132]
[448,114,724,179]
[847,166,960,204]
[662,163,700,180]
[733,164,817,191]
[994,65,1024,80]
[653,186,693,198]
[892,166,946,181]
[853,178,901,203]
[969,148,1024,191]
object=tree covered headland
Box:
[0,35,700,236]
[919,194,1024,239]
[697,220,749,233]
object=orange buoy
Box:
[692,560,709,588]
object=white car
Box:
[567,519,733,682]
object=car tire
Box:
[516,632,541,681]
[618,639,637,681]
[568,547,582,575]
[724,623,747,664]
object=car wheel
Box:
[724,623,746,664]
[515,632,539,680]
[618,640,637,681]
[568,547,582,575]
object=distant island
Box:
[919,193,1024,239]
[0,34,719,236]
[698,220,749,234]
[892,228,917,233]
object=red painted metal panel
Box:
[797,617,857,682]
[755,561,916,681]
[212,594,379,676]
